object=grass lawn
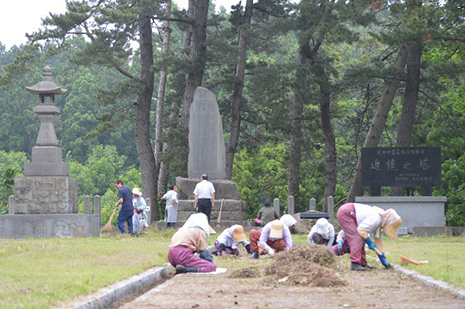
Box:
[0,228,176,309]
[385,235,465,289]
[1,229,464,309]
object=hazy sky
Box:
[0,0,246,50]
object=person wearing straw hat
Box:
[161,185,178,228]
[215,225,251,256]
[114,180,134,235]
[307,218,336,248]
[132,187,148,235]
[249,219,293,259]
[337,202,402,271]
[168,213,217,274]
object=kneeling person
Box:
[168,213,216,274]
[307,218,336,248]
[215,225,251,256]
[249,220,293,259]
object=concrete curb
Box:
[392,264,465,299]
[68,266,173,309]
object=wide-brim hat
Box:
[270,220,283,238]
[132,187,142,196]
[384,218,402,239]
[233,225,246,242]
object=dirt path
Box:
[118,256,465,309]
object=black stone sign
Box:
[361,147,441,196]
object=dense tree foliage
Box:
[0,0,464,225]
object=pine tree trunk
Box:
[180,0,209,129]
[390,41,422,196]
[136,7,157,220]
[225,0,253,180]
[288,43,307,211]
[154,0,172,191]
[347,46,408,202]
[315,63,336,213]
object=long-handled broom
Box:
[100,207,118,233]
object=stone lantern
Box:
[24,66,69,176]
[0,66,100,238]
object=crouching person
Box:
[215,225,251,256]
[249,220,293,259]
[307,218,336,248]
[168,213,217,274]
[331,230,350,256]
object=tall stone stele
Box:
[0,67,100,238]
[175,87,245,226]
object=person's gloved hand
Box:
[365,237,377,251]
[337,240,343,250]
[115,202,119,208]
[267,248,275,255]
[245,244,251,254]
[378,253,391,268]
[199,250,214,262]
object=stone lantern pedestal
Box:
[0,67,99,238]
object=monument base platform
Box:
[0,214,100,238]
[176,177,240,200]
[177,200,246,224]
[355,196,447,233]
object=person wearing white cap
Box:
[280,214,297,233]
[168,213,217,274]
[249,219,293,259]
[161,185,178,228]
[132,187,148,235]
[307,218,335,248]
[337,202,402,271]
[215,225,251,256]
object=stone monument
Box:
[0,66,100,238]
[357,146,447,235]
[175,87,246,226]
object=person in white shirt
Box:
[337,202,402,271]
[193,174,215,222]
[161,185,178,228]
[307,218,336,248]
[249,220,293,259]
[132,187,148,235]
[215,225,251,256]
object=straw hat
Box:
[384,218,402,239]
[270,220,284,238]
[233,225,246,242]
[132,187,142,196]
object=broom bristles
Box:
[100,207,117,233]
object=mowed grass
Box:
[0,227,176,309]
[1,229,464,309]
[385,235,465,289]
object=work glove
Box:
[199,250,214,262]
[337,240,343,250]
[267,248,275,255]
[365,237,377,251]
[115,202,119,208]
[245,244,251,254]
[378,253,391,269]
